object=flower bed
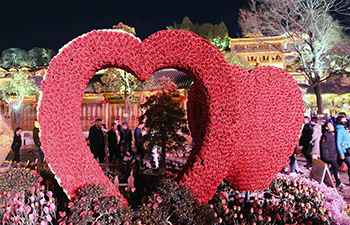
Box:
[0,168,56,225]
[1,166,349,224]
[209,174,350,225]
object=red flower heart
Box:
[38,29,303,204]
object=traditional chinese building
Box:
[230,34,350,116]
[0,67,191,135]
[229,34,306,84]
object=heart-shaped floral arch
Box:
[38,29,304,204]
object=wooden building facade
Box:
[0,68,191,132]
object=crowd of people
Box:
[296,113,350,190]
[9,113,350,193]
[88,118,149,165]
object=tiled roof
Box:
[30,69,193,93]
[85,69,192,93]
[144,69,192,90]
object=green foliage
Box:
[93,68,153,122]
[93,68,150,96]
[0,168,39,192]
[167,16,230,51]
[140,77,188,154]
[0,47,55,69]
[58,184,133,225]
[140,179,215,224]
[223,52,253,69]
[0,70,39,109]
[28,47,56,67]
[0,48,31,68]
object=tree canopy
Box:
[0,47,56,69]
[140,77,188,174]
[0,70,39,108]
[93,68,153,122]
[167,17,230,52]
[239,0,350,113]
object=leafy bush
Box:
[57,185,133,225]
[139,179,215,224]
[0,168,40,192]
[208,174,349,225]
[0,168,56,225]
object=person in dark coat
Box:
[120,122,132,161]
[299,116,313,168]
[88,118,105,163]
[321,122,343,188]
[33,119,44,164]
[107,122,121,163]
[11,127,22,164]
[114,118,123,134]
[134,122,145,163]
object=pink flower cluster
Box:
[38,29,303,204]
[0,186,56,224]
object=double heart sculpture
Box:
[38,29,304,204]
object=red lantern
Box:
[100,100,107,104]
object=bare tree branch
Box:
[239,0,350,113]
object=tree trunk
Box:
[124,95,128,123]
[124,93,132,123]
[313,83,323,114]
[14,109,20,128]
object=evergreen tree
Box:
[140,77,188,174]
[167,17,230,52]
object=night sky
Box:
[0,0,249,53]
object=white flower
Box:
[49,203,56,211]
[40,198,46,205]
[29,214,35,221]
[43,206,49,214]
[46,214,52,222]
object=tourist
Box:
[101,124,108,158]
[321,121,344,189]
[107,122,121,163]
[11,127,22,164]
[88,118,105,163]
[338,112,350,130]
[134,122,145,163]
[308,117,322,168]
[300,116,313,168]
[335,116,350,185]
[33,119,44,164]
[114,118,123,133]
[120,122,132,161]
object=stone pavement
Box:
[294,155,350,205]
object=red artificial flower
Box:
[39,29,303,205]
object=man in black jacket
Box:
[88,118,105,163]
[120,122,132,161]
[299,116,313,168]
[134,122,145,163]
[321,122,344,189]
[107,122,121,163]
[33,119,44,164]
